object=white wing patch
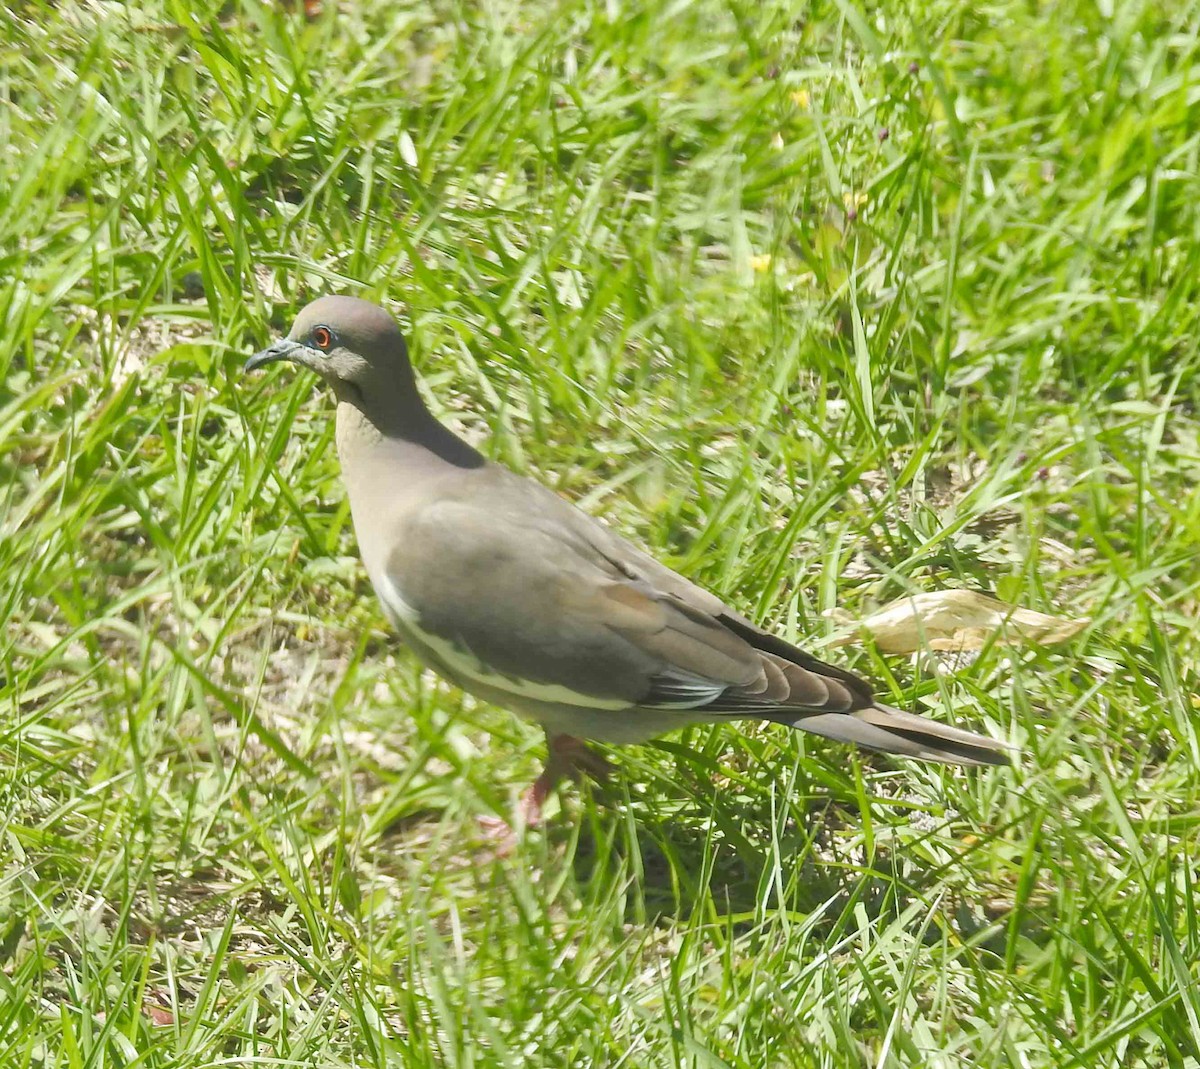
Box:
[375,574,630,711]
[644,670,731,709]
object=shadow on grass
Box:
[553,772,1026,961]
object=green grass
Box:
[3,0,1200,1064]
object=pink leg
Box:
[517,734,611,825]
[480,734,614,848]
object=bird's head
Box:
[245,295,413,405]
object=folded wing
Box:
[382,472,1008,766]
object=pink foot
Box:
[477,734,614,852]
[519,734,613,826]
[476,813,520,856]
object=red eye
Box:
[313,326,333,350]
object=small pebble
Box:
[180,271,205,300]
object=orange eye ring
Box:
[312,325,334,350]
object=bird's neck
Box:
[334,395,485,579]
[334,389,484,472]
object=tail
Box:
[785,703,1011,767]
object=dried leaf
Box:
[830,590,1088,654]
[144,990,175,1026]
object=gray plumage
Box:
[246,296,1010,770]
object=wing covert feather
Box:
[382,468,879,721]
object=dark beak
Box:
[244,338,305,373]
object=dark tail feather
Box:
[784,703,1011,767]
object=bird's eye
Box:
[312,325,334,350]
